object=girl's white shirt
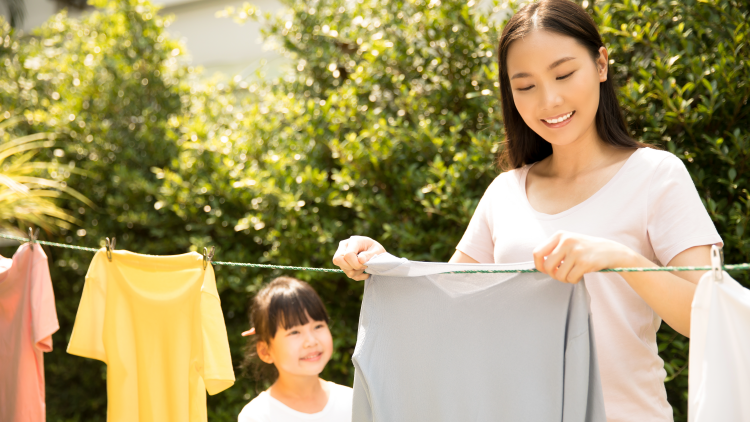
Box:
[238,382,353,422]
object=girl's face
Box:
[258,315,333,378]
[506,30,608,147]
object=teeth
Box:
[544,111,573,124]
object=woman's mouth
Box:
[300,352,323,362]
[541,111,575,128]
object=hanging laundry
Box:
[689,269,750,421]
[0,243,59,422]
[352,253,606,422]
[67,249,235,422]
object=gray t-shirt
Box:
[352,253,606,422]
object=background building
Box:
[2,0,286,79]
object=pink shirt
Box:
[0,243,59,422]
[457,147,722,422]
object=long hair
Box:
[496,0,647,169]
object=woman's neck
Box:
[542,125,617,179]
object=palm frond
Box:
[0,120,92,232]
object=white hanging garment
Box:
[689,249,750,422]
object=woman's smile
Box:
[541,110,575,128]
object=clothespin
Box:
[203,246,215,270]
[27,227,39,250]
[710,244,723,282]
[105,237,116,262]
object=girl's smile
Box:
[300,351,323,362]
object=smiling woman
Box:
[333,1,724,422]
[497,0,646,169]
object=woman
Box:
[332,1,722,421]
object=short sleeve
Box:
[647,155,723,265]
[30,246,59,353]
[67,250,108,363]
[456,183,497,263]
[200,264,235,395]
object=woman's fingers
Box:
[346,269,370,281]
[533,232,563,273]
[533,231,615,283]
[333,236,386,280]
[333,238,365,270]
[566,264,586,284]
[553,256,575,283]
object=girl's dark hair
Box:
[496,0,647,169]
[242,276,330,385]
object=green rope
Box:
[450,264,750,274]
[0,233,100,252]
[1,232,747,274]
[211,260,345,273]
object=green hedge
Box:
[0,0,746,420]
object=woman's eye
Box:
[516,85,534,91]
[557,71,575,80]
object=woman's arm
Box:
[449,250,480,264]
[615,245,709,337]
[532,231,711,337]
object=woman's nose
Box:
[540,83,563,109]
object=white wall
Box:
[4,0,286,80]
[159,0,286,79]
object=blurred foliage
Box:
[0,0,746,421]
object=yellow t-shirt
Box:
[67,249,235,421]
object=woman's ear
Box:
[256,340,274,364]
[597,46,609,83]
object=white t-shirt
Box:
[689,270,750,422]
[457,148,722,422]
[238,382,353,422]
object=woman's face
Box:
[258,315,334,378]
[506,30,608,147]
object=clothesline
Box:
[1,232,749,274]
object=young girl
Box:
[238,276,353,422]
[332,1,721,421]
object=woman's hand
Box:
[532,231,638,283]
[332,236,387,280]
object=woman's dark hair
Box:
[496,0,647,169]
[242,276,330,385]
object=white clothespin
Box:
[27,227,39,250]
[203,246,215,270]
[105,237,116,262]
[710,244,723,282]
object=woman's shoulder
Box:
[632,146,685,170]
[486,166,527,193]
[237,391,272,422]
